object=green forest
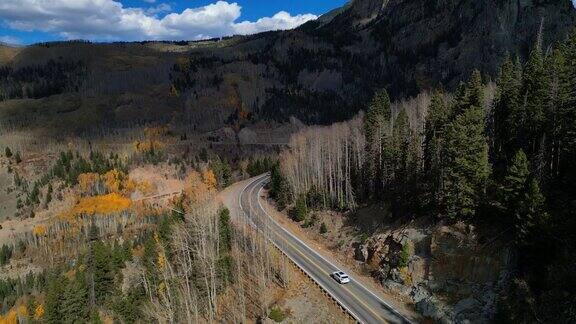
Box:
[273,29,576,322]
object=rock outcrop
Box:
[355,221,512,323]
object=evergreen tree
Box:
[493,56,522,172]
[442,71,491,219]
[269,164,292,209]
[498,150,530,225]
[61,273,89,323]
[521,41,550,158]
[91,241,114,304]
[293,195,308,222]
[423,90,450,209]
[557,29,576,185]
[44,275,65,324]
[390,108,411,206]
[497,149,548,245]
[364,88,391,195]
[45,183,53,207]
[4,147,12,158]
[516,178,548,246]
[219,208,232,253]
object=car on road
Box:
[332,271,350,284]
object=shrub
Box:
[320,222,328,234]
[268,307,286,322]
[14,152,21,164]
[359,233,369,244]
[4,147,12,158]
[399,243,410,268]
[292,195,308,222]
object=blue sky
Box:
[0,0,348,45]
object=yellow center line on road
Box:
[244,176,388,323]
[255,196,388,323]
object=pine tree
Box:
[45,183,53,207]
[44,275,65,324]
[61,273,89,323]
[91,241,114,305]
[293,195,308,222]
[516,178,548,246]
[493,56,522,172]
[497,149,548,245]
[390,108,411,206]
[270,164,292,209]
[521,41,550,158]
[498,150,530,225]
[364,88,391,195]
[442,71,491,219]
[558,29,576,182]
[218,208,232,253]
[424,90,450,210]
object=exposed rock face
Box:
[321,0,576,97]
[429,223,511,289]
[356,222,512,323]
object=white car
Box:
[332,271,350,284]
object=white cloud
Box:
[234,11,318,35]
[0,0,317,42]
[573,0,576,8]
[0,35,21,45]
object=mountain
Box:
[1,0,575,137]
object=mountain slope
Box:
[1,0,575,136]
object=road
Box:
[225,174,413,324]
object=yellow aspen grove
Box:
[202,169,218,189]
[103,169,124,193]
[0,309,17,324]
[78,172,101,195]
[61,193,132,220]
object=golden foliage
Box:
[0,305,27,324]
[133,140,163,154]
[202,169,217,189]
[0,309,17,324]
[184,170,215,204]
[33,304,44,320]
[157,252,167,270]
[16,305,27,317]
[61,193,132,221]
[103,169,124,193]
[78,172,100,194]
[136,180,155,196]
[33,224,47,236]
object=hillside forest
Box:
[272,29,576,322]
[0,125,306,323]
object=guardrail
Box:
[239,175,362,323]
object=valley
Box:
[1,0,576,323]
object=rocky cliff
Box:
[355,222,512,323]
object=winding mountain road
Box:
[222,174,413,324]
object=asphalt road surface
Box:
[233,174,413,324]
